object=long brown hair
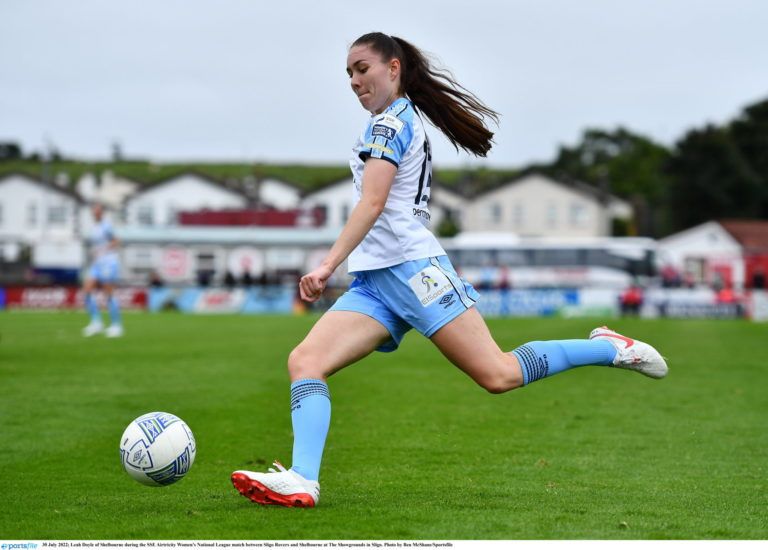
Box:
[352,32,500,157]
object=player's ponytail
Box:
[352,32,499,157]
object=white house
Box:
[461,173,631,238]
[429,184,466,230]
[0,172,85,268]
[257,177,302,210]
[658,220,758,289]
[123,172,248,227]
[301,178,355,228]
[76,170,140,213]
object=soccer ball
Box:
[119,412,196,486]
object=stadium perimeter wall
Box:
[1,286,766,321]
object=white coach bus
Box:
[440,232,657,289]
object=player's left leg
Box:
[103,283,123,337]
[431,307,667,391]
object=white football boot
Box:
[589,326,668,379]
[82,320,104,337]
[231,461,319,508]
[105,324,124,338]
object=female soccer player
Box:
[231,32,667,507]
[81,203,123,338]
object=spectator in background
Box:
[683,271,696,289]
[197,270,212,287]
[149,271,165,288]
[619,283,644,316]
[661,265,681,288]
[224,271,237,289]
[752,267,766,290]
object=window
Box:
[167,205,179,226]
[488,204,502,224]
[47,205,67,225]
[27,203,37,227]
[547,202,558,228]
[137,205,154,226]
[570,202,588,227]
[512,203,524,228]
[341,204,350,223]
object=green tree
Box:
[545,128,672,235]
[729,98,768,216]
[666,124,763,231]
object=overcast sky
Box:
[2,0,767,168]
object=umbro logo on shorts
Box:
[439,293,456,308]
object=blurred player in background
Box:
[82,203,123,338]
[231,32,668,507]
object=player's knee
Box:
[287,344,324,381]
[479,375,517,394]
[476,359,524,394]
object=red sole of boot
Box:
[231,472,315,508]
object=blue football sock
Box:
[290,379,331,481]
[107,295,121,326]
[512,340,617,385]
[85,293,101,323]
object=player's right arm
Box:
[299,158,396,302]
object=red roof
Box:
[719,220,768,251]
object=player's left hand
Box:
[299,265,334,303]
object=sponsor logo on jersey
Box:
[372,124,396,140]
[413,208,431,221]
[408,266,452,307]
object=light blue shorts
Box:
[329,256,480,352]
[88,257,120,283]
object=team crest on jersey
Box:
[408,266,453,307]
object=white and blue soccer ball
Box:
[119,412,196,486]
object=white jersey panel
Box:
[88,219,119,263]
[348,98,445,272]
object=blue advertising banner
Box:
[476,289,580,317]
[147,286,294,314]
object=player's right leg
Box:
[82,277,103,336]
[231,310,392,507]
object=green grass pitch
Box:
[0,311,766,539]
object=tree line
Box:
[532,96,768,237]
